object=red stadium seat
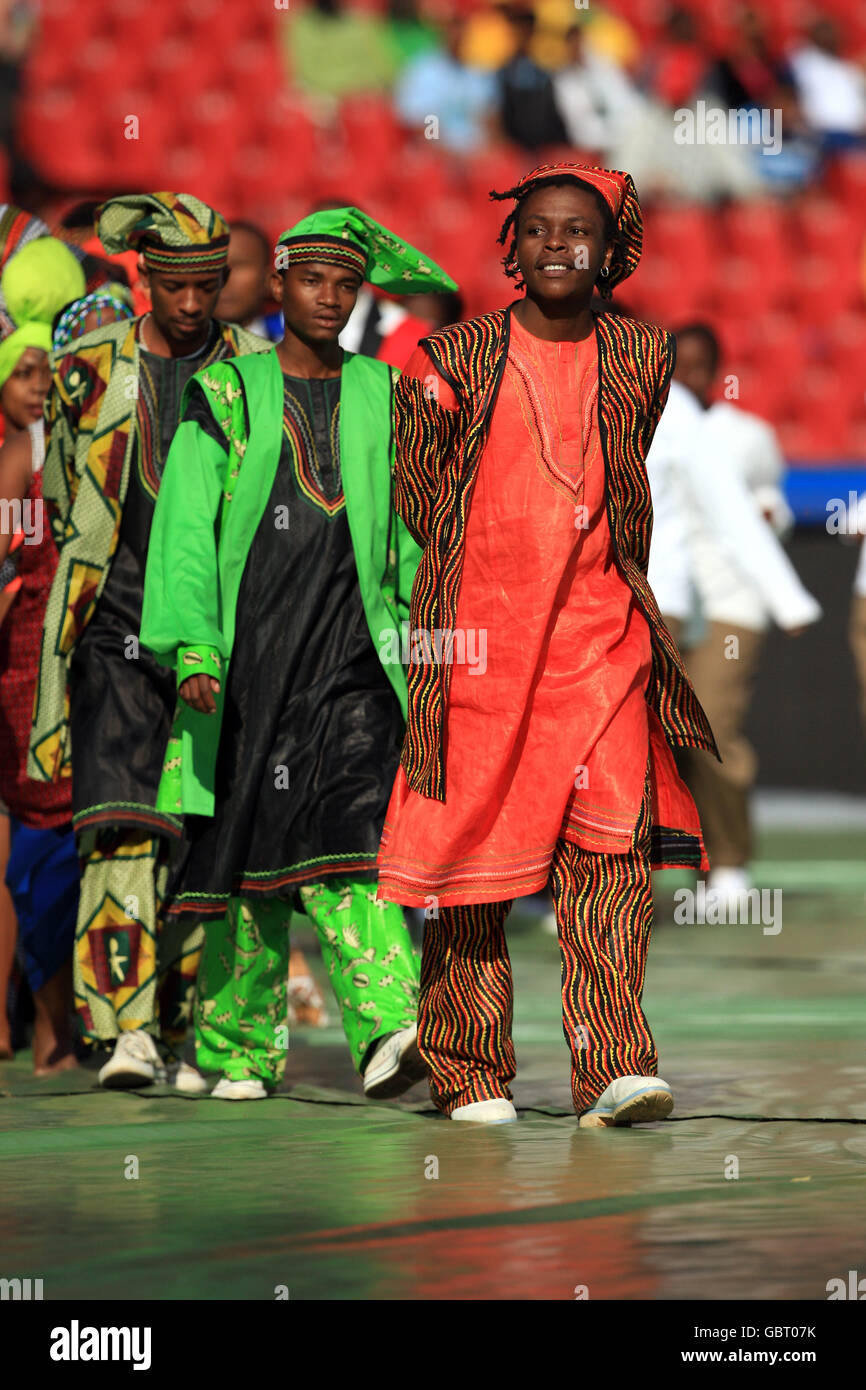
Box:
[825,153,866,212]
[339,96,402,164]
[791,366,859,458]
[826,312,866,368]
[723,361,792,422]
[796,197,860,256]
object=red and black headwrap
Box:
[490,161,643,297]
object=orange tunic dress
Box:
[378,316,704,907]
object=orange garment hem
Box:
[377,868,550,909]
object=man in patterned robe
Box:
[28,193,266,1089]
[377,163,718,1128]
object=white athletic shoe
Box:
[98,1030,167,1089]
[166,1059,209,1095]
[706,866,751,915]
[211,1076,268,1101]
[540,908,558,936]
[579,1075,674,1128]
[450,1098,517,1125]
[362,1023,428,1098]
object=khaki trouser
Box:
[679,621,764,869]
[849,594,866,729]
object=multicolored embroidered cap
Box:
[276,207,458,294]
[52,285,135,352]
[96,192,230,272]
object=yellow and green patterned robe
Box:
[27,315,267,799]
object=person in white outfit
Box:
[646,323,822,897]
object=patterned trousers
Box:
[195,879,419,1086]
[419,776,656,1115]
[74,828,203,1050]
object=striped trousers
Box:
[419,778,656,1115]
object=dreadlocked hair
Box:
[490,175,627,298]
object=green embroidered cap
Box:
[276,207,458,295]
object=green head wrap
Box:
[0,236,85,392]
[276,207,458,294]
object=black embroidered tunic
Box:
[165,373,404,921]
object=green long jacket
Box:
[140,347,421,817]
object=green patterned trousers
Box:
[195,879,419,1085]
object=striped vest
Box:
[394,306,718,802]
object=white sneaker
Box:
[211,1076,268,1101]
[706,866,751,914]
[362,1023,428,1098]
[579,1075,673,1128]
[98,1031,166,1089]
[540,908,558,936]
[166,1059,209,1094]
[451,1098,517,1125]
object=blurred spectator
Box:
[703,8,821,196]
[642,6,708,110]
[789,19,866,152]
[0,0,37,192]
[398,287,463,330]
[554,23,643,158]
[707,6,791,112]
[216,221,278,338]
[754,81,822,194]
[383,0,439,68]
[578,3,640,70]
[617,5,763,201]
[660,324,821,902]
[0,236,85,1075]
[287,0,397,104]
[341,286,431,369]
[496,9,569,151]
[460,2,517,71]
[395,15,497,154]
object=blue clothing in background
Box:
[8,818,79,993]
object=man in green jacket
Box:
[141,208,457,1101]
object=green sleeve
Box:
[140,415,228,669]
[176,643,224,685]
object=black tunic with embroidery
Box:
[166,372,404,921]
[69,327,226,840]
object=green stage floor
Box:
[1,827,864,1300]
